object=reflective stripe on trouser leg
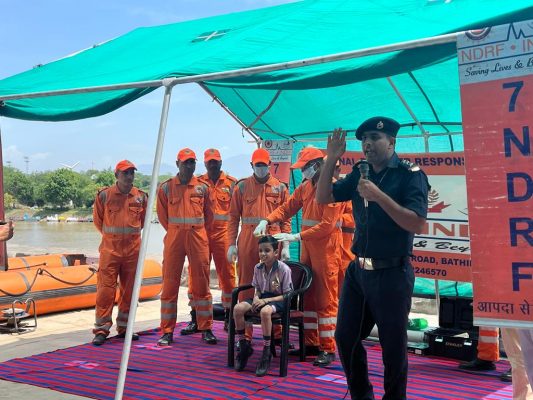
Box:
[319,316,337,351]
[160,235,186,333]
[94,316,112,335]
[116,311,129,329]
[301,234,319,347]
[116,256,138,334]
[207,226,236,309]
[188,227,213,331]
[478,327,500,361]
[93,255,120,336]
[301,234,340,352]
[196,299,213,327]
[160,302,178,333]
[303,311,319,347]
[186,285,196,321]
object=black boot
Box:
[157,332,174,346]
[116,332,139,341]
[180,310,199,335]
[223,309,229,332]
[459,357,496,371]
[202,329,218,345]
[313,351,336,367]
[255,345,273,377]
[500,367,512,382]
[235,339,253,371]
[92,333,106,346]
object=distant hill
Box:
[136,163,176,176]
[136,153,253,180]
[221,153,253,179]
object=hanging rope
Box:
[0,266,97,297]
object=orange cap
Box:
[115,159,137,173]
[291,147,324,169]
[251,148,271,165]
[204,148,221,162]
[177,148,197,162]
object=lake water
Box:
[6,221,166,262]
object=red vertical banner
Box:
[459,22,533,327]
[261,140,293,185]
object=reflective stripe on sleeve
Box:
[302,219,320,227]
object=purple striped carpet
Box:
[0,322,511,399]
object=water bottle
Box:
[407,318,428,331]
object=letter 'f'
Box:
[512,262,533,291]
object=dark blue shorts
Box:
[245,292,286,314]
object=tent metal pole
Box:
[434,280,441,320]
[114,80,174,400]
[0,121,7,271]
[0,32,459,102]
[198,83,260,143]
[386,76,430,152]
[247,90,282,130]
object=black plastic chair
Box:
[227,261,312,377]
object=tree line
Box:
[3,167,174,209]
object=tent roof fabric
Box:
[0,0,532,151]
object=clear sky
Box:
[0,0,294,175]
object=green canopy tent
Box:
[1,0,532,397]
[1,0,532,153]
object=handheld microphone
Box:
[358,159,369,208]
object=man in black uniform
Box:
[316,117,430,400]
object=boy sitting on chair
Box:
[232,235,293,377]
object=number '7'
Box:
[502,81,524,112]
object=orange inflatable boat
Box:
[7,253,79,270]
[0,254,162,316]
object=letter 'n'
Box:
[504,127,531,157]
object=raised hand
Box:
[326,128,347,161]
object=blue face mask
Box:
[253,165,270,179]
[302,163,318,180]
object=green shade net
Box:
[1,0,525,297]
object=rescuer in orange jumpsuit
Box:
[334,160,356,293]
[92,160,147,346]
[181,148,237,335]
[227,148,291,340]
[459,327,500,371]
[255,147,343,367]
[157,148,217,346]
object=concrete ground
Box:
[0,286,439,400]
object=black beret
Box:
[355,116,400,140]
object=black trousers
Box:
[335,261,414,400]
